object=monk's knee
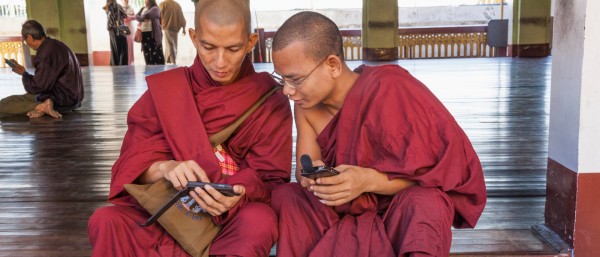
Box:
[388,187,454,256]
[88,205,135,238]
[236,203,278,240]
[270,183,304,214]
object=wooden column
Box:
[25,0,90,66]
[362,0,398,61]
[546,0,600,256]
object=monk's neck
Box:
[323,70,359,114]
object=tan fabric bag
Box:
[125,180,218,257]
[124,85,280,257]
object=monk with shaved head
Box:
[88,0,292,256]
[270,11,486,257]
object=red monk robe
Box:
[272,64,486,257]
[88,56,292,257]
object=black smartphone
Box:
[299,154,340,179]
[187,181,239,197]
[4,58,16,68]
[301,165,340,179]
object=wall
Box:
[25,0,90,65]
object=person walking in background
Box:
[103,0,128,66]
[121,0,136,65]
[159,0,186,65]
[135,0,165,65]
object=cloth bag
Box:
[117,19,131,36]
[124,85,280,257]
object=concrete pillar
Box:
[509,0,552,57]
[25,0,90,66]
[362,0,398,61]
[546,0,600,256]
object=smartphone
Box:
[4,58,16,68]
[301,165,340,179]
[299,154,340,179]
[187,181,239,197]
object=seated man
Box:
[87,0,292,256]
[270,12,487,257]
[0,20,83,119]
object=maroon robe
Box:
[272,64,486,257]
[89,56,292,257]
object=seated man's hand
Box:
[308,164,372,206]
[189,184,246,217]
[11,63,25,75]
[161,160,210,190]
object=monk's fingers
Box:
[318,196,352,206]
[181,168,199,184]
[167,171,185,190]
[186,161,210,182]
[232,185,245,196]
[299,176,315,189]
[315,173,345,185]
[192,187,228,213]
[313,159,325,167]
[189,190,221,216]
[204,185,238,212]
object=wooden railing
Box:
[398,26,497,58]
[0,36,28,68]
[253,25,504,62]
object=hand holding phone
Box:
[140,181,239,226]
[300,154,340,179]
[4,58,17,68]
[187,181,239,197]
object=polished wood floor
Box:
[0,58,568,256]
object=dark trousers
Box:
[109,29,128,66]
[141,31,165,65]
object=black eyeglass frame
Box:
[270,56,328,89]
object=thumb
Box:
[233,185,245,195]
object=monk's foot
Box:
[35,98,62,119]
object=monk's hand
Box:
[189,184,246,216]
[161,160,210,190]
[310,165,373,206]
[297,159,325,188]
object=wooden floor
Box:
[0,58,568,256]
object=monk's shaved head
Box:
[195,0,251,36]
[273,11,344,62]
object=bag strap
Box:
[208,85,280,148]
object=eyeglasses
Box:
[271,57,326,89]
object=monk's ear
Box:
[325,55,343,79]
[189,28,198,48]
[246,32,259,54]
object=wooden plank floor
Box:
[0,58,567,256]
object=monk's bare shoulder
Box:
[294,104,334,137]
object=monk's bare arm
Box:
[294,105,324,186]
[353,166,415,195]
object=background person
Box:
[1,20,84,119]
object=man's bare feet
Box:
[27,98,62,119]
